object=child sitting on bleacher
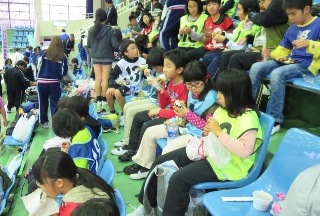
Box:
[220,0,237,18]
[128,15,141,38]
[249,0,320,135]
[71,198,120,216]
[106,40,146,125]
[140,12,155,35]
[70,58,83,76]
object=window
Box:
[42,0,87,21]
[0,0,33,28]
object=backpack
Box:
[97,113,120,130]
[143,160,206,216]
[256,83,271,113]
[0,165,11,191]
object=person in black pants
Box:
[118,110,167,161]
[105,0,118,26]
[3,61,36,113]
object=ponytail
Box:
[93,8,108,37]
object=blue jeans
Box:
[249,60,312,123]
[202,52,223,78]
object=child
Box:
[3,58,12,72]
[14,48,23,64]
[129,15,141,38]
[203,0,260,77]
[135,34,153,59]
[78,35,88,67]
[118,50,189,162]
[221,0,237,18]
[151,2,163,20]
[177,0,208,52]
[148,11,162,46]
[111,47,164,155]
[22,57,35,82]
[23,46,30,58]
[70,58,83,76]
[123,60,218,179]
[140,12,155,35]
[250,0,320,135]
[186,0,234,61]
[32,151,115,216]
[71,198,120,216]
[128,69,263,216]
[52,109,101,174]
[107,40,146,125]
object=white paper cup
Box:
[244,21,253,31]
[252,191,273,211]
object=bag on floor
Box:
[0,165,12,191]
[21,102,39,113]
[97,113,120,130]
[12,114,35,142]
[27,94,39,103]
[6,114,21,136]
[143,160,205,216]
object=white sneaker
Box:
[97,101,102,106]
[127,204,144,216]
[271,124,280,135]
[120,115,125,127]
[111,146,128,156]
[130,169,149,180]
[102,101,108,106]
[114,139,126,147]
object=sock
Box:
[102,97,107,102]
[274,122,280,127]
[97,96,102,101]
[110,110,116,114]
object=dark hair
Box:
[120,40,136,55]
[148,47,165,67]
[40,42,43,45]
[52,109,85,138]
[62,29,66,32]
[93,9,108,37]
[26,45,30,49]
[143,8,150,13]
[114,28,123,44]
[183,60,214,101]
[238,0,260,14]
[153,2,163,10]
[206,0,221,5]
[57,96,69,109]
[23,57,29,63]
[129,15,136,22]
[25,51,30,58]
[32,151,115,200]
[15,60,27,67]
[5,58,12,65]
[71,198,120,216]
[71,58,79,65]
[70,33,74,37]
[46,36,65,62]
[216,69,259,117]
[140,12,154,28]
[186,0,202,15]
[282,0,312,10]
[135,10,141,17]
[136,7,143,12]
[135,34,149,54]
[64,96,89,118]
[138,2,144,8]
[15,48,20,52]
[164,49,189,70]
[105,0,113,4]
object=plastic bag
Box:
[12,114,33,142]
[186,136,207,161]
[206,132,231,169]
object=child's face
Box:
[217,91,226,107]
[131,18,137,26]
[37,178,60,199]
[143,15,151,25]
[237,4,246,20]
[185,80,205,95]
[125,43,139,59]
[156,15,161,23]
[260,0,272,11]
[7,60,12,65]
[153,66,163,73]
[207,2,220,16]
[163,58,181,79]
[188,0,199,17]
[286,7,310,25]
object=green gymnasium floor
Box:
[1,93,320,215]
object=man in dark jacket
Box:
[4,61,37,113]
[63,34,75,55]
[105,0,118,26]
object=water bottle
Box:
[130,82,136,97]
[245,44,253,52]
[151,78,161,91]
[167,118,179,143]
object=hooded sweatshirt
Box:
[87,24,119,63]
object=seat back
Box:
[99,159,115,185]
[0,175,16,215]
[89,103,98,120]
[4,154,23,178]
[97,138,108,175]
[114,189,126,216]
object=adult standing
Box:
[63,33,75,55]
[105,0,118,26]
[37,36,68,128]
[59,29,69,41]
[87,9,119,106]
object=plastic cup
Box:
[252,191,273,211]
[244,21,253,31]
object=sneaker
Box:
[111,146,128,156]
[124,163,142,175]
[40,122,49,128]
[114,139,126,147]
[130,167,149,180]
[271,123,280,135]
[97,101,102,106]
[127,204,144,216]
[102,101,108,106]
[118,149,136,161]
[120,115,125,127]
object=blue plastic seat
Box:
[89,103,98,120]
[23,32,28,36]
[17,37,22,42]
[11,43,16,48]
[114,189,126,216]
[193,112,274,190]
[0,175,16,215]
[12,37,17,42]
[203,128,320,216]
[97,138,108,175]
[16,43,22,47]
[13,31,18,36]
[99,159,115,185]
[314,0,320,4]
[83,87,90,99]
[19,31,23,36]
[293,78,320,92]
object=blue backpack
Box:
[97,113,120,130]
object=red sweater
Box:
[59,202,81,216]
[158,80,188,118]
[142,22,154,35]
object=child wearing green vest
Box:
[221,0,238,18]
[177,0,208,51]
[130,69,263,215]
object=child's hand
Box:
[61,142,70,152]
[179,28,186,35]
[203,27,212,38]
[147,76,155,85]
[185,27,191,34]
[207,118,222,137]
[174,106,188,118]
[293,39,310,49]
[215,35,226,43]
[148,108,160,118]
[107,88,115,96]
[144,69,151,76]
[203,124,210,136]
[3,119,7,127]
[242,15,250,28]
[157,79,166,90]
[237,37,247,45]
[262,47,270,61]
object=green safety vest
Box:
[178,14,208,48]
[207,107,263,181]
[221,0,238,18]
